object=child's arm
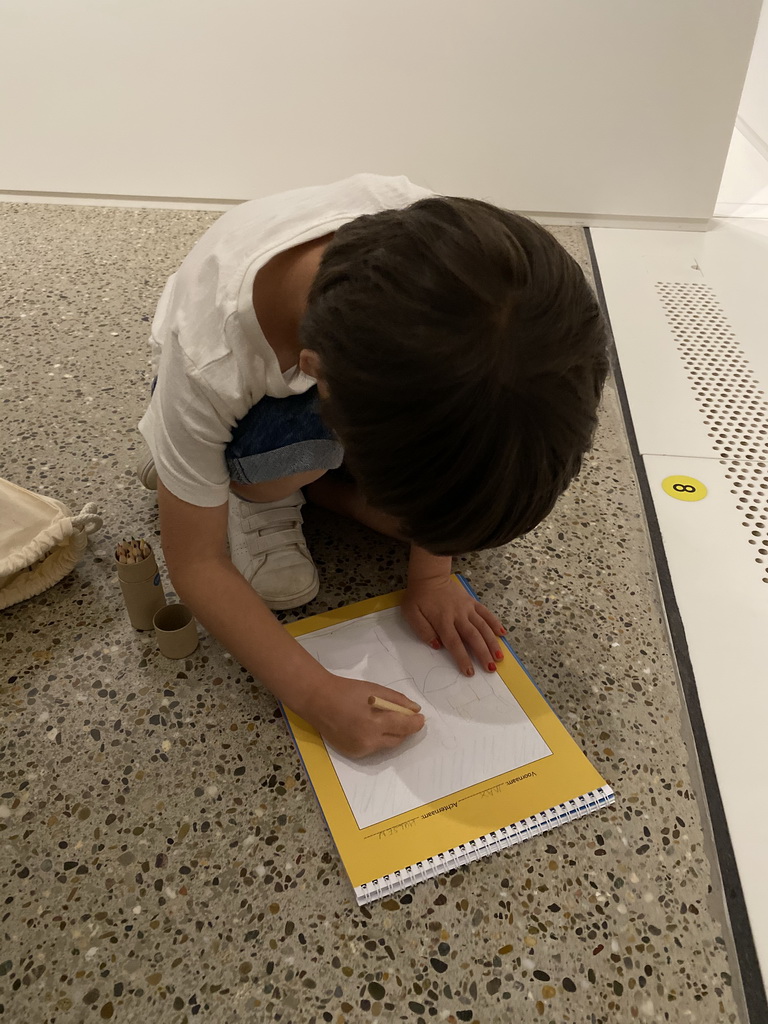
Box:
[157,481,424,758]
[402,546,506,676]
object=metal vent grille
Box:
[656,282,768,584]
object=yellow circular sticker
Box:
[662,475,707,502]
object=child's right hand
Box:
[299,671,425,759]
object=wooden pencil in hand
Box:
[368,695,420,716]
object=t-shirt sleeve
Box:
[138,332,247,508]
[395,175,436,207]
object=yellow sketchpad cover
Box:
[284,585,610,892]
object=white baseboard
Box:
[0,189,713,231]
[0,190,237,212]
[523,211,711,232]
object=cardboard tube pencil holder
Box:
[115,546,166,630]
[153,603,199,659]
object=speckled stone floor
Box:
[1,203,744,1024]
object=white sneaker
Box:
[227,491,319,610]
[136,446,158,490]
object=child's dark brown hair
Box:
[301,196,609,556]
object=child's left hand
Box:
[401,575,506,677]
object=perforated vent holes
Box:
[656,282,768,584]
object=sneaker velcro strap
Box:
[244,527,306,557]
[239,506,303,532]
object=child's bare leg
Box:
[230,469,326,503]
[304,472,404,541]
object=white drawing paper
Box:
[296,606,552,829]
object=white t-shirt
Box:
[138,173,433,507]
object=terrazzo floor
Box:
[0,203,744,1023]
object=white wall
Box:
[738,0,768,157]
[0,0,762,220]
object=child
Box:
[137,174,608,758]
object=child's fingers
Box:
[457,617,501,673]
[470,611,505,664]
[476,602,506,637]
[376,684,422,713]
[405,604,440,648]
[382,711,425,739]
[380,731,419,750]
[438,624,474,677]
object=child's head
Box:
[301,196,609,556]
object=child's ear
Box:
[299,349,328,395]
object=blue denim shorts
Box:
[152,379,344,484]
[227,389,345,484]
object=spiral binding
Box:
[354,785,615,905]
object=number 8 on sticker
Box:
[662,475,707,502]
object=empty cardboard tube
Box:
[153,603,199,659]
[115,547,166,630]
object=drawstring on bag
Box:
[0,479,103,610]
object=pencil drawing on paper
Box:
[297,606,552,829]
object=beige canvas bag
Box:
[0,477,103,610]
